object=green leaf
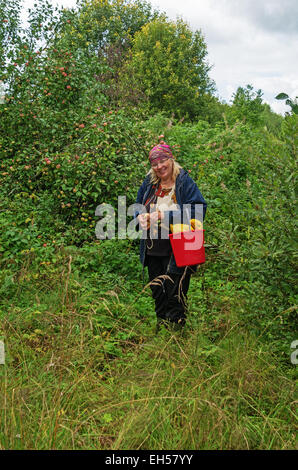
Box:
[275,93,289,101]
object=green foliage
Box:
[124,17,215,119]
[0,0,23,76]
[55,0,160,109]
[65,0,159,51]
[275,92,298,115]
[0,108,153,244]
[261,103,283,136]
[229,84,264,126]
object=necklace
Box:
[156,185,173,197]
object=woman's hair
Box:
[147,159,182,185]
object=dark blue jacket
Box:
[134,168,207,274]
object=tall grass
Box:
[0,246,296,450]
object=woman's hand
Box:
[138,213,150,230]
[138,211,164,230]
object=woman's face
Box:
[152,157,173,181]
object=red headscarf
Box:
[149,141,174,164]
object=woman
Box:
[135,141,207,332]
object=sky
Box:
[21,0,298,115]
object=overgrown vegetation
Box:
[0,0,297,450]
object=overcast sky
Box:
[21,0,298,115]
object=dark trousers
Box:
[147,255,191,325]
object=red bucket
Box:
[169,230,205,267]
